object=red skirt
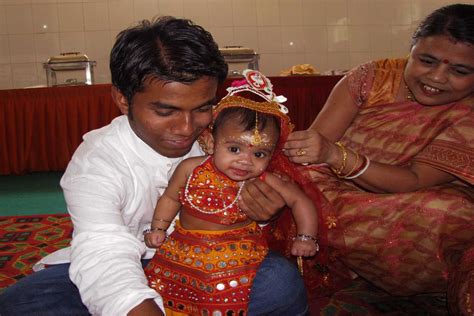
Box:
[145,221,268,315]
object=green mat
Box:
[0,172,67,216]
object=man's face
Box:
[116,76,218,158]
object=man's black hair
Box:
[110,16,228,105]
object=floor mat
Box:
[0,214,449,315]
[0,214,72,290]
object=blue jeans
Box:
[0,252,307,315]
[248,251,308,315]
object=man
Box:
[0,17,307,315]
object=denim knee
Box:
[248,251,308,315]
[0,264,89,316]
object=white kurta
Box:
[35,115,203,315]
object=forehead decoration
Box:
[213,69,294,147]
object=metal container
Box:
[44,52,96,87]
[219,46,259,77]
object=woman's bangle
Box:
[143,227,167,235]
[343,153,365,178]
[331,141,347,175]
[293,234,320,252]
[340,150,359,178]
[345,155,370,179]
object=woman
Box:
[283,4,473,315]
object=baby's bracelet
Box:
[293,234,320,252]
[152,218,172,223]
[143,227,167,235]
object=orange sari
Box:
[301,58,473,312]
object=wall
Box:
[0,0,471,89]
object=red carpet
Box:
[0,214,72,290]
[0,215,448,315]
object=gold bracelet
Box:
[341,150,359,178]
[331,141,347,175]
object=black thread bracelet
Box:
[143,227,167,235]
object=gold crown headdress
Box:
[212,69,293,147]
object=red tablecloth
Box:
[0,76,341,175]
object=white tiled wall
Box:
[0,0,472,89]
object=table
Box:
[0,76,341,175]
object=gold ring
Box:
[296,149,306,156]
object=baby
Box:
[144,70,319,315]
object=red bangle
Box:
[344,155,370,179]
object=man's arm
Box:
[128,299,164,316]
[62,164,164,315]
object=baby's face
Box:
[212,120,279,182]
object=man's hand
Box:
[127,299,164,316]
[238,177,285,221]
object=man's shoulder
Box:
[82,116,125,145]
[66,116,131,172]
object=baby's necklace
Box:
[184,172,245,215]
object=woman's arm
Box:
[285,76,456,193]
[340,152,456,193]
[284,77,359,166]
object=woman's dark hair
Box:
[212,107,280,140]
[412,4,474,46]
[110,16,228,105]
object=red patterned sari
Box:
[298,58,473,312]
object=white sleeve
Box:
[62,173,165,316]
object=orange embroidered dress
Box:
[145,157,268,316]
[302,58,473,309]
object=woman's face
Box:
[404,35,474,106]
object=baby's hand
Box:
[144,229,167,248]
[291,233,319,257]
[291,239,318,257]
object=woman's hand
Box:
[284,129,339,166]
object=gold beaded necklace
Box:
[406,85,416,101]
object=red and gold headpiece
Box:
[212,69,294,147]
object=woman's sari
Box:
[270,58,474,313]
